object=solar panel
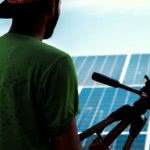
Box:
[124,54,150,85]
[73,55,126,86]
[81,134,146,150]
[77,87,149,132]
[73,54,150,150]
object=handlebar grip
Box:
[92,72,120,88]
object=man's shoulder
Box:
[25,38,74,71]
[37,41,68,58]
[33,41,72,65]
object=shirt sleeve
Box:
[40,55,79,136]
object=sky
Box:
[1,0,150,56]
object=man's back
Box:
[0,32,79,150]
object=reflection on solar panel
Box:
[73,54,150,150]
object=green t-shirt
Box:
[0,33,79,150]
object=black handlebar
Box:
[92,72,142,96]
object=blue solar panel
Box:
[73,55,126,86]
[78,56,96,85]
[124,54,150,84]
[113,134,146,150]
[73,54,150,150]
[73,56,85,73]
[81,134,146,150]
[77,87,148,132]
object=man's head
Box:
[0,0,61,39]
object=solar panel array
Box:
[73,54,150,150]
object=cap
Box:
[0,0,49,18]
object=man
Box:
[0,0,82,149]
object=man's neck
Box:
[9,21,45,41]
